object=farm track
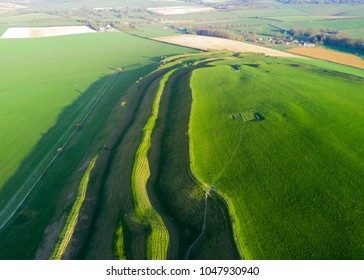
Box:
[0,73,119,232]
[184,192,209,259]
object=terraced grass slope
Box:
[74,55,240,260]
[50,154,98,260]
[0,32,189,192]
[2,37,363,260]
[75,69,173,260]
[131,69,177,259]
[189,55,364,259]
[0,32,193,259]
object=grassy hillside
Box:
[189,55,364,259]
[0,32,185,191]
[0,31,193,259]
[131,69,176,259]
[152,65,240,259]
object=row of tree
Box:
[175,25,261,43]
[288,28,364,50]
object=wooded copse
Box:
[288,28,364,50]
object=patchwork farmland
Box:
[0,0,363,261]
[153,34,304,57]
[288,47,364,69]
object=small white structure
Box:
[303,42,315,47]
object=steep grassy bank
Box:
[189,55,364,259]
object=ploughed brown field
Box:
[288,47,364,69]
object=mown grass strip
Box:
[114,221,126,260]
[50,154,98,260]
[131,69,177,260]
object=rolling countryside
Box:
[0,0,363,261]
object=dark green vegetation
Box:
[41,51,364,260]
[71,55,239,260]
[1,0,364,260]
[77,52,364,260]
[2,0,364,48]
[151,64,239,259]
[190,55,364,259]
[50,154,98,260]
[0,30,193,259]
[165,3,364,55]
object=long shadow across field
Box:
[71,67,175,260]
[0,64,156,259]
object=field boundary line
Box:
[0,72,120,231]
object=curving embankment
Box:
[50,154,98,260]
[151,58,240,259]
[131,69,177,260]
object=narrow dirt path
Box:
[184,190,209,260]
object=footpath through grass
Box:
[190,55,364,259]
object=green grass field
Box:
[131,69,177,260]
[28,0,151,9]
[286,18,364,33]
[151,63,240,259]
[189,55,364,259]
[0,13,64,24]
[1,0,364,260]
[50,154,98,260]
[0,31,192,259]
[0,31,188,191]
[292,58,364,78]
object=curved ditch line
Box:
[0,72,119,231]
[209,187,244,259]
[50,154,99,260]
[185,66,251,259]
[203,72,257,260]
[187,166,245,260]
[76,66,177,260]
[184,191,209,260]
[131,68,179,260]
[179,63,242,259]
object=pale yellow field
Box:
[153,35,304,58]
[288,47,364,69]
